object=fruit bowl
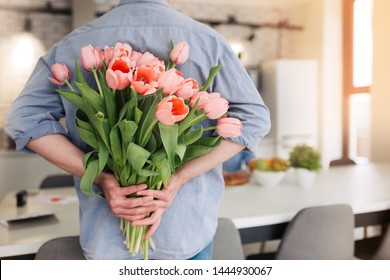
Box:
[252,170,286,187]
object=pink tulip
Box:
[189,91,209,109]
[104,46,115,65]
[170,41,189,64]
[131,66,158,95]
[130,51,143,64]
[113,42,132,58]
[105,54,134,90]
[156,96,189,125]
[48,63,71,86]
[176,78,199,100]
[137,52,161,67]
[80,45,104,72]
[106,68,130,90]
[216,118,242,138]
[203,93,229,119]
[158,68,184,96]
[109,55,135,72]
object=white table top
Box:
[219,163,390,229]
[0,188,79,258]
[1,163,390,258]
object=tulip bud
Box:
[80,45,104,72]
[170,41,189,65]
[216,118,242,138]
[48,63,71,86]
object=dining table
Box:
[1,163,390,258]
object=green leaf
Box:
[194,136,222,147]
[137,94,161,147]
[83,151,96,166]
[151,152,171,186]
[76,110,92,129]
[56,89,83,109]
[98,69,117,128]
[77,126,98,150]
[75,59,87,84]
[138,169,159,177]
[119,167,130,187]
[182,127,204,145]
[98,139,109,174]
[76,110,98,150]
[91,112,111,151]
[145,133,157,153]
[158,123,178,173]
[200,64,222,91]
[126,142,151,172]
[179,136,222,167]
[135,107,143,125]
[80,155,102,198]
[76,81,106,115]
[109,125,122,166]
[166,39,175,70]
[118,120,138,147]
[119,97,137,123]
[176,143,186,161]
[178,99,206,135]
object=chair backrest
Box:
[275,204,354,260]
[35,236,85,260]
[212,217,245,260]
[40,174,74,189]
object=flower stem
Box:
[144,238,149,260]
[203,126,216,131]
[65,80,76,92]
[92,69,103,97]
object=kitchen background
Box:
[2,0,390,201]
[0,0,345,199]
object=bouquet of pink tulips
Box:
[48,40,242,259]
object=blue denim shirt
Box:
[5,0,270,259]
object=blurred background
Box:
[0,0,389,199]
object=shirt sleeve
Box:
[4,48,68,152]
[212,48,271,154]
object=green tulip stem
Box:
[144,237,149,260]
[64,79,76,92]
[203,126,216,131]
[92,69,103,97]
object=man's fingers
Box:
[121,184,148,196]
[111,205,157,218]
[145,219,161,240]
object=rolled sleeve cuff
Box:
[13,120,68,153]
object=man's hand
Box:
[131,174,185,239]
[95,172,158,221]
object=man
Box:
[5,0,270,259]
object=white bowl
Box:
[252,170,286,187]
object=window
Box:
[337,0,373,165]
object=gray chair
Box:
[275,204,355,260]
[212,217,245,260]
[34,236,85,260]
[40,174,74,189]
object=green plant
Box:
[251,157,289,172]
[289,144,321,171]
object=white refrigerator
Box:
[257,59,319,159]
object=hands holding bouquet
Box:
[48,40,242,259]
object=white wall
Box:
[371,0,390,162]
[288,0,342,168]
[0,151,67,200]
